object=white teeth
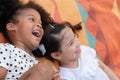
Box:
[32,30,40,37]
[34,30,40,34]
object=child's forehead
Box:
[60,27,74,46]
[60,27,74,39]
[17,8,36,13]
[16,8,40,17]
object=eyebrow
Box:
[27,14,42,24]
[27,14,35,17]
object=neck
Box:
[12,41,32,55]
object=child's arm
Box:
[99,60,120,80]
[0,67,7,80]
[19,63,54,80]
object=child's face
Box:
[59,26,81,62]
[7,8,43,49]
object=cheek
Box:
[65,48,75,56]
[41,29,44,36]
[69,46,76,52]
[63,45,76,52]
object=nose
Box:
[36,23,42,28]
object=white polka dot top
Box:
[0,43,38,80]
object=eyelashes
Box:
[70,41,73,46]
[29,17,35,22]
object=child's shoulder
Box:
[80,45,96,57]
[80,45,94,51]
[0,43,13,47]
[79,45,99,79]
[0,43,15,50]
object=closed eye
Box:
[70,41,73,46]
[29,18,35,22]
[69,39,74,46]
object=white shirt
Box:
[0,43,38,80]
[60,45,110,80]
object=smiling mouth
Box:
[32,30,41,38]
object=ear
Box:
[51,52,62,60]
[6,23,16,31]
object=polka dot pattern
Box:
[0,43,38,80]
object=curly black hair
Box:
[0,0,54,43]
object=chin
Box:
[33,42,39,47]
[75,53,81,58]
